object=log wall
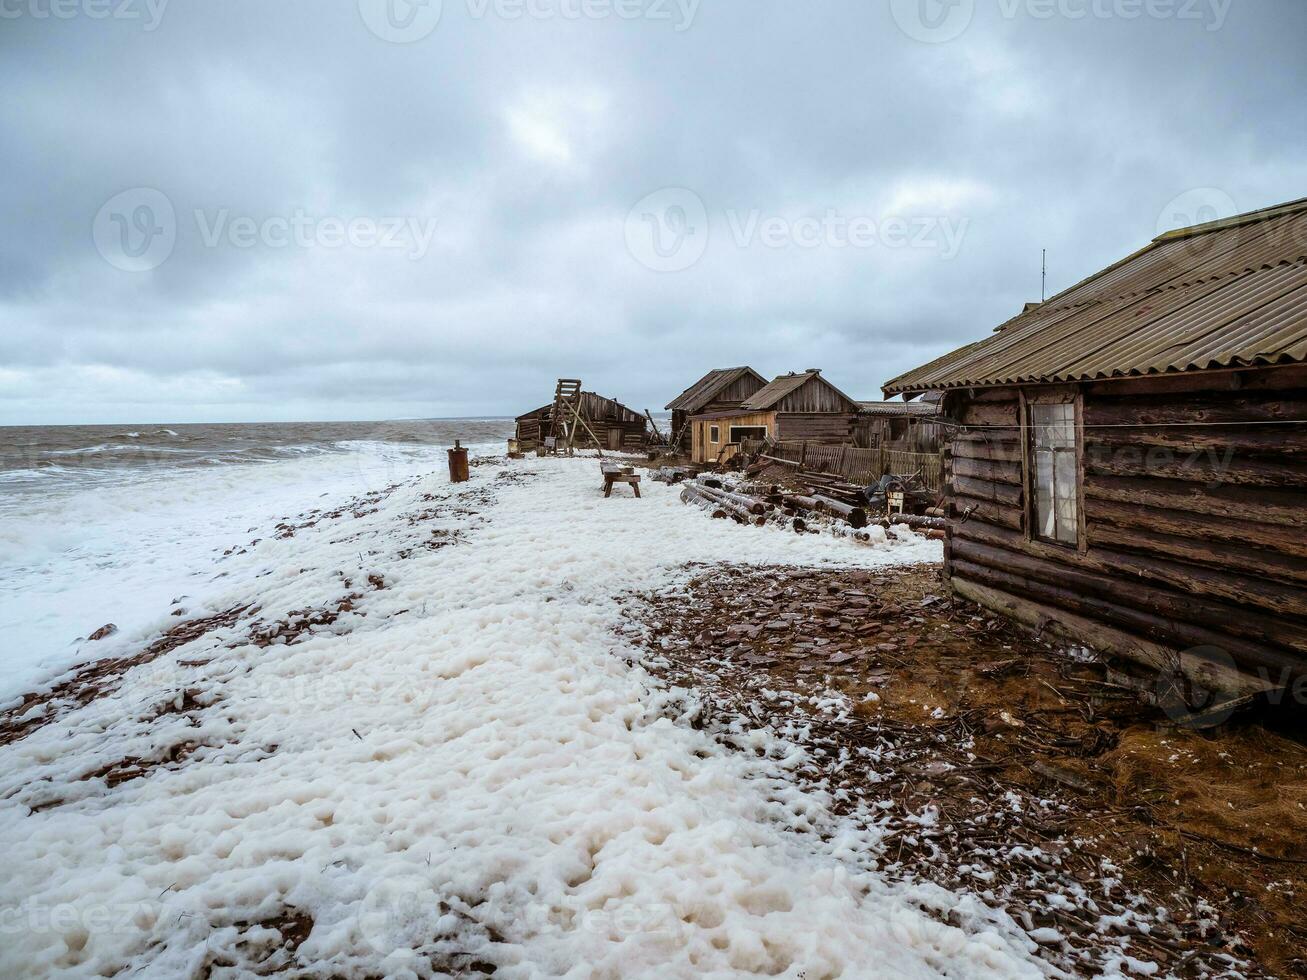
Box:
[944,367,1307,685]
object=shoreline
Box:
[4,451,991,979]
[2,450,1297,976]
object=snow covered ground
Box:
[1,452,1052,978]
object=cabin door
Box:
[607,427,622,450]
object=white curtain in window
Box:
[1031,403,1078,544]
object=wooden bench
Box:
[600,463,641,498]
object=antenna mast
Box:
[1041,248,1047,302]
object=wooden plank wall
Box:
[673,375,766,450]
[515,407,646,450]
[694,411,774,463]
[771,441,944,491]
[775,412,855,443]
[946,368,1307,682]
[853,416,942,452]
[772,377,859,414]
[711,373,768,409]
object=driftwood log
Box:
[686,484,765,525]
[891,513,949,531]
[680,486,728,519]
[694,482,770,515]
[815,494,868,528]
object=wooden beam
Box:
[1086,496,1307,560]
[1083,473,1306,527]
[952,475,1023,508]
[955,518,1307,617]
[950,557,1304,675]
[950,576,1280,699]
[951,455,1023,486]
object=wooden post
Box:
[799,441,808,469]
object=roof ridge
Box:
[1153,196,1307,244]
[882,210,1307,396]
[999,249,1306,329]
[993,197,1307,333]
[664,366,763,412]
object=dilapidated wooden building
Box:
[515,391,648,452]
[665,367,768,451]
[690,369,861,463]
[854,398,942,452]
[883,197,1307,695]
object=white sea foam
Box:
[0,451,1048,978]
[0,440,498,698]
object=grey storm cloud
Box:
[1,0,1305,424]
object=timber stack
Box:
[677,476,902,542]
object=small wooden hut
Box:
[854,398,942,451]
[514,391,648,452]
[883,196,1307,695]
[664,367,768,451]
[690,369,860,464]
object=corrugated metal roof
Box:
[856,400,939,417]
[883,198,1307,395]
[664,367,765,411]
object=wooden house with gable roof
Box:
[664,367,768,451]
[689,369,861,464]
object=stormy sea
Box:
[0,419,513,696]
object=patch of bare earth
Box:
[622,563,1307,978]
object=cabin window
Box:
[708,425,720,443]
[729,425,767,443]
[1029,401,1079,545]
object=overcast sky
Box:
[1,0,1304,424]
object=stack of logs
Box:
[678,477,948,542]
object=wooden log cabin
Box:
[690,369,861,464]
[514,391,648,452]
[664,367,767,451]
[883,197,1307,696]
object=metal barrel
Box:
[447,439,469,483]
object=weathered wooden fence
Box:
[764,440,944,492]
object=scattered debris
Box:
[622,563,1307,977]
[0,605,251,749]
